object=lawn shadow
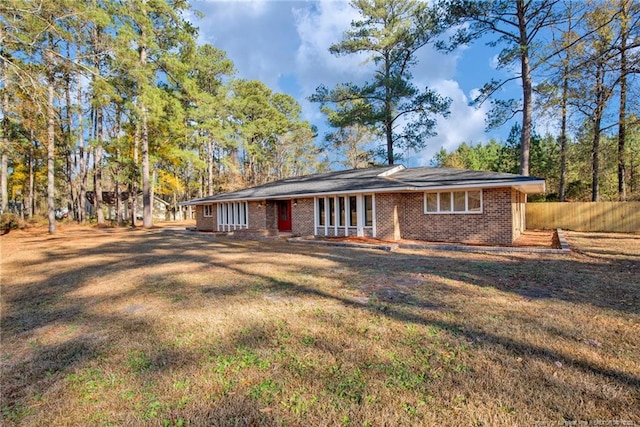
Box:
[2,227,639,424]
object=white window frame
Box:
[424,190,483,214]
[217,201,249,231]
[203,204,213,217]
[314,194,375,237]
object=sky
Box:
[189,0,515,167]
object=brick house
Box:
[183,165,545,245]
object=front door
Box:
[277,200,292,232]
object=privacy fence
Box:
[526,202,640,233]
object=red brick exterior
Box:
[265,201,277,230]
[376,188,517,245]
[292,198,315,236]
[375,193,403,241]
[248,201,267,230]
[195,204,216,231]
[194,187,526,244]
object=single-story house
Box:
[182,165,545,245]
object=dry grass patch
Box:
[1,225,639,426]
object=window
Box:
[318,198,325,226]
[316,195,374,230]
[204,204,213,217]
[329,197,335,226]
[349,196,357,227]
[440,192,451,212]
[338,197,346,226]
[424,190,482,214]
[467,191,481,211]
[454,191,466,211]
[364,195,373,226]
[425,193,438,213]
[217,201,248,229]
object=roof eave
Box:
[182,180,546,205]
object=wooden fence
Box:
[526,202,640,233]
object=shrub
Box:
[1,213,23,234]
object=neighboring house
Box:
[182,165,545,245]
[86,191,171,221]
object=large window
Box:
[329,198,335,226]
[338,197,346,226]
[349,196,357,227]
[364,195,373,226]
[318,198,325,226]
[217,201,248,229]
[204,204,213,217]
[316,194,374,231]
[424,190,482,214]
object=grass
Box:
[1,224,639,426]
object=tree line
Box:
[1,1,639,234]
[314,0,640,202]
[0,0,321,232]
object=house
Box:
[86,191,171,221]
[182,165,545,245]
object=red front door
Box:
[277,200,292,232]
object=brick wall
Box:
[376,193,403,241]
[196,188,519,244]
[195,204,216,231]
[266,201,277,230]
[292,198,315,236]
[248,201,268,230]
[398,188,515,245]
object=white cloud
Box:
[195,0,268,16]
[189,0,493,168]
[190,0,299,89]
[490,53,500,70]
[292,1,372,128]
[293,1,370,81]
[409,80,490,166]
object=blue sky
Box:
[189,0,516,167]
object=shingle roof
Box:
[390,167,543,188]
[183,165,545,205]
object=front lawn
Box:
[1,226,638,426]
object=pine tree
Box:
[311,0,451,165]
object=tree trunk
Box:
[28,134,34,218]
[64,130,77,220]
[46,46,56,234]
[517,0,531,176]
[78,80,87,223]
[1,47,9,214]
[559,60,569,201]
[384,51,394,166]
[142,104,152,227]
[591,63,605,202]
[130,122,140,227]
[64,67,77,220]
[591,122,601,202]
[140,19,152,228]
[94,106,105,225]
[150,168,156,221]
[115,179,121,225]
[617,0,628,200]
[207,139,214,195]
